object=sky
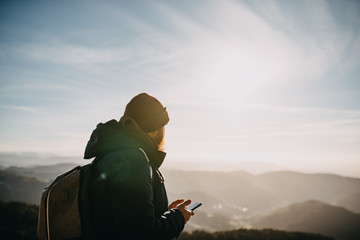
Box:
[0,0,359,177]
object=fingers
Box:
[178,199,191,209]
[168,199,184,209]
[174,199,184,205]
[184,199,191,205]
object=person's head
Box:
[124,93,169,150]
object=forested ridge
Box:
[178,229,334,240]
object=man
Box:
[83,93,193,239]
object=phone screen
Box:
[187,202,202,211]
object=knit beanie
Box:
[124,93,169,132]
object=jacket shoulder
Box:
[94,148,151,183]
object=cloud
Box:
[7,43,159,64]
[4,0,353,101]
[0,105,41,113]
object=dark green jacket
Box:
[83,117,184,240]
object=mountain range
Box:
[1,163,359,239]
[162,169,360,217]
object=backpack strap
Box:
[79,164,92,240]
[139,148,153,180]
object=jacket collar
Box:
[119,116,166,169]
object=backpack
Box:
[37,164,92,240]
[37,148,151,240]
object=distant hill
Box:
[249,200,360,240]
[335,190,360,214]
[0,152,86,168]
[0,163,84,204]
[254,171,360,211]
[5,163,80,181]
[0,170,49,204]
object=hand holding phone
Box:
[187,202,202,211]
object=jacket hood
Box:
[84,117,166,169]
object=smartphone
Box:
[187,202,202,211]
